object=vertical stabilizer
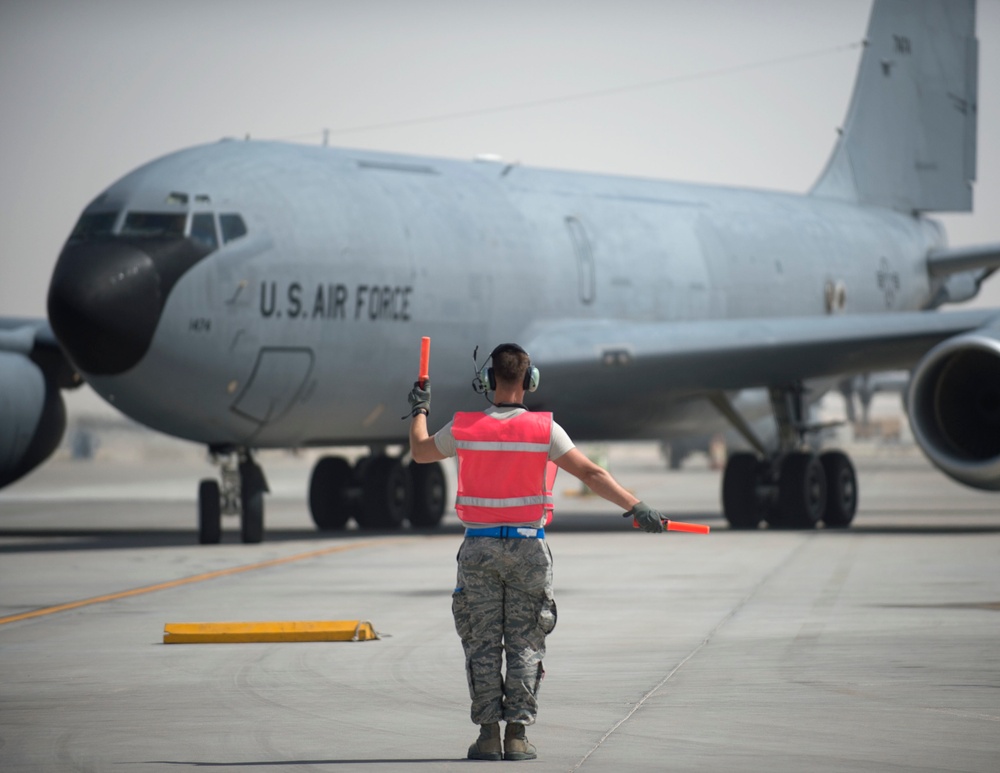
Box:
[811,0,977,212]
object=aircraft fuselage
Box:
[51,140,943,447]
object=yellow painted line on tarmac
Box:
[163,619,378,644]
[0,538,413,627]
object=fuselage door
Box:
[565,216,596,305]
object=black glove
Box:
[407,379,431,417]
[624,501,665,533]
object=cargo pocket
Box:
[451,588,476,699]
[532,661,546,696]
[452,587,473,640]
[538,593,557,635]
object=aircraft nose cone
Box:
[47,240,163,375]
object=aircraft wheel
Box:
[772,452,826,529]
[820,450,857,528]
[309,456,353,531]
[198,479,222,544]
[408,461,447,527]
[722,452,765,529]
[357,456,411,530]
[241,482,264,543]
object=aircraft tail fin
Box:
[810,0,977,213]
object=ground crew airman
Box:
[408,342,666,761]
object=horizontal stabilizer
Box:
[927,242,1000,277]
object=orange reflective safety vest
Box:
[452,411,558,526]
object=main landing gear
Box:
[715,385,858,530]
[308,452,447,531]
[197,447,447,544]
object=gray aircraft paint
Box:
[3,0,999,510]
[79,141,950,448]
[57,0,998,454]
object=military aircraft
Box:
[2,0,998,542]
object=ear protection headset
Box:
[477,343,540,393]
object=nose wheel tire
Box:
[238,457,266,544]
[198,479,222,544]
[240,485,264,543]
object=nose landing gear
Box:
[198,447,269,544]
[196,447,447,544]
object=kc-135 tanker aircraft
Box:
[2,0,999,543]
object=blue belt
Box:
[465,526,545,539]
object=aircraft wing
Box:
[0,317,77,387]
[0,318,46,354]
[523,308,1000,396]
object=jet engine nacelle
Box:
[0,352,67,487]
[907,332,1000,491]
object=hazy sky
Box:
[2,0,998,319]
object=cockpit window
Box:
[190,213,218,250]
[120,212,187,238]
[67,208,243,250]
[69,212,117,241]
[219,213,248,243]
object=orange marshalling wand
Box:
[664,520,710,534]
[419,336,431,387]
[630,517,710,534]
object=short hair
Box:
[492,344,530,387]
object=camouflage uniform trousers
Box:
[452,535,558,726]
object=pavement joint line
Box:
[0,537,417,627]
[570,534,814,773]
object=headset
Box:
[472,343,540,394]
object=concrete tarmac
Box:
[1,444,999,772]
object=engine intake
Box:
[908,332,1000,491]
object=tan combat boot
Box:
[467,722,502,761]
[503,723,537,761]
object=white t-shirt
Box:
[433,405,575,460]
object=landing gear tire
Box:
[238,456,266,544]
[241,484,264,544]
[309,456,354,531]
[357,456,411,530]
[408,461,447,527]
[198,479,222,544]
[820,450,857,528]
[722,452,765,529]
[770,452,826,530]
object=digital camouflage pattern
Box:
[452,536,557,725]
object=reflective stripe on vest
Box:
[452,411,557,526]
